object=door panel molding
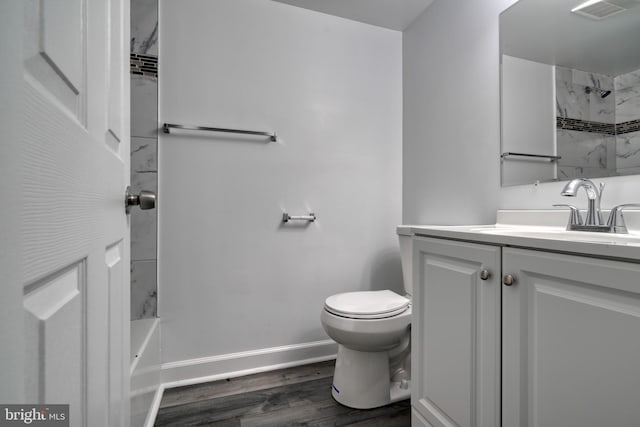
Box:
[24,0,87,122]
[23,260,87,426]
[106,0,124,152]
[106,241,126,427]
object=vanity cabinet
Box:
[412,237,501,427]
[502,247,640,427]
[412,236,640,427]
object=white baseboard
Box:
[130,319,162,427]
[161,339,338,390]
[143,385,164,427]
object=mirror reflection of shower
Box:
[585,86,612,98]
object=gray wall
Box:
[403,0,509,225]
[158,0,402,366]
[404,0,640,224]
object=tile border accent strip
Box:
[131,53,158,78]
[556,117,640,135]
[556,117,615,135]
[617,118,640,135]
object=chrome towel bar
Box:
[163,123,277,141]
[282,213,316,223]
[501,152,561,161]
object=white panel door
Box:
[503,248,640,427]
[1,1,131,425]
[412,237,501,427]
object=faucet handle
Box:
[606,204,640,234]
[553,204,583,229]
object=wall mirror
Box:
[500,0,640,186]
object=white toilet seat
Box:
[324,290,410,319]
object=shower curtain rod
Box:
[163,123,277,141]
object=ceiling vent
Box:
[571,0,626,19]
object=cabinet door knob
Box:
[479,269,491,280]
[503,274,515,286]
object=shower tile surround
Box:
[555,67,615,179]
[130,0,158,320]
[616,69,640,176]
[556,66,640,179]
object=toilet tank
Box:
[397,226,413,297]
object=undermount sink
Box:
[465,225,640,245]
[468,225,563,234]
[467,225,564,236]
[404,210,640,261]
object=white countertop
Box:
[400,210,640,262]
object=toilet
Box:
[320,228,413,409]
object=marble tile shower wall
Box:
[555,67,640,179]
[615,69,640,176]
[130,0,158,320]
[556,66,616,179]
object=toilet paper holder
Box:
[282,212,316,223]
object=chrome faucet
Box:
[606,204,640,233]
[557,179,640,233]
[561,178,604,226]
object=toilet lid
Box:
[324,290,410,319]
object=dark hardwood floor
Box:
[155,360,410,426]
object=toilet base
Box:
[330,345,410,409]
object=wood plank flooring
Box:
[155,360,410,426]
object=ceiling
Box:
[501,0,640,76]
[271,0,434,31]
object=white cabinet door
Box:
[412,237,501,427]
[1,1,131,425]
[503,248,640,427]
